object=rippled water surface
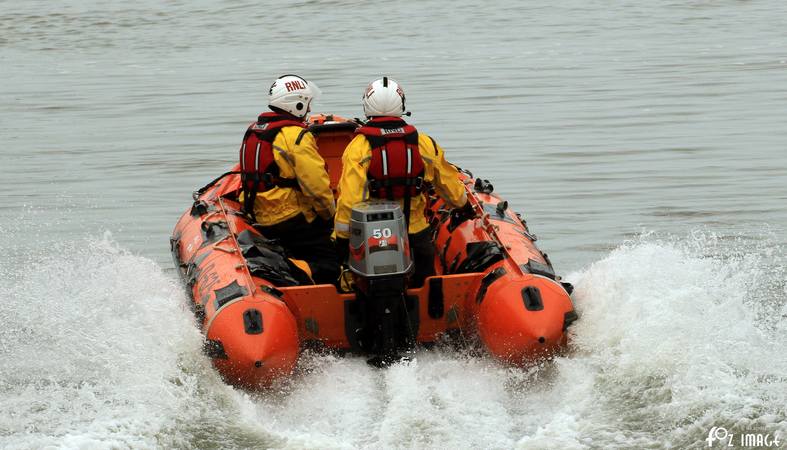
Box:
[2,1,786,448]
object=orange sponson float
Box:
[170,114,577,388]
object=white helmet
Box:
[268,74,321,119]
[362,77,406,118]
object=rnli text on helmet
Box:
[285,80,306,92]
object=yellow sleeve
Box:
[335,135,371,239]
[420,134,467,208]
[286,129,336,220]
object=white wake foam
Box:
[0,235,234,449]
[242,231,786,449]
[1,231,784,449]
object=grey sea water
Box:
[1,1,785,448]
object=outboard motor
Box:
[348,202,418,366]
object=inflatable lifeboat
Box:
[170,115,577,388]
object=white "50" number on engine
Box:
[372,228,392,239]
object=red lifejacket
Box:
[239,112,305,213]
[356,117,425,201]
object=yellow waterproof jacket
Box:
[240,126,335,226]
[335,131,467,239]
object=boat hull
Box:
[170,115,576,388]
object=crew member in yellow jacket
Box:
[335,77,474,287]
[239,74,338,284]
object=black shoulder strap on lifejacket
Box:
[295,128,309,145]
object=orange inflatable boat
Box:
[170,115,577,388]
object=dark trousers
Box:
[409,228,435,288]
[258,214,339,285]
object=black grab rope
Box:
[192,171,241,200]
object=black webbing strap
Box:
[429,136,438,155]
[244,188,257,215]
[366,134,386,149]
[274,177,300,190]
[295,128,309,145]
[368,177,424,190]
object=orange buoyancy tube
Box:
[428,172,576,363]
[171,171,299,388]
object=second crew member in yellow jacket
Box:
[335,77,474,287]
[239,74,338,284]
